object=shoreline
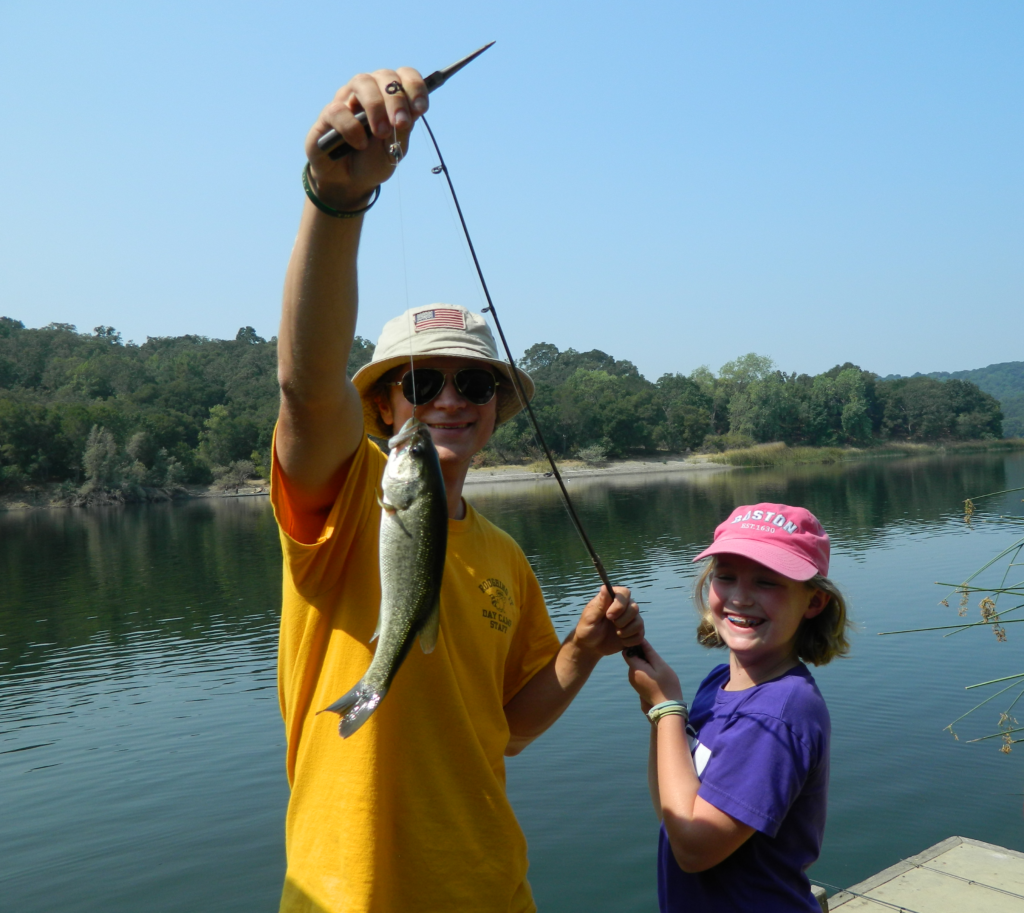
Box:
[0,483,272,512]
[464,457,730,486]
[2,439,1020,510]
[0,462,726,510]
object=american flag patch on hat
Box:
[413,308,465,331]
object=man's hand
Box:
[305,67,429,210]
[572,586,644,657]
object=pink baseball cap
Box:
[692,503,830,581]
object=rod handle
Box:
[316,110,373,160]
[316,70,443,160]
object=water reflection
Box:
[1,453,1022,912]
[467,453,1017,623]
[0,498,288,913]
[0,499,282,674]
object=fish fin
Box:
[319,682,386,739]
[419,596,441,654]
[370,610,381,643]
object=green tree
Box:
[945,379,1002,440]
[875,376,1002,441]
[520,343,641,386]
[235,326,265,345]
[703,353,777,439]
[730,372,808,444]
[807,368,873,445]
[520,342,560,378]
[199,404,260,468]
[347,336,375,378]
[655,373,713,451]
[557,369,658,456]
[718,352,776,387]
[80,425,123,493]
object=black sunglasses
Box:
[388,367,500,406]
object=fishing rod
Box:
[317,42,495,159]
[419,115,642,650]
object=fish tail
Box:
[319,683,387,739]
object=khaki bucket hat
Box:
[351,304,535,438]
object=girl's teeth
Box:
[727,616,762,628]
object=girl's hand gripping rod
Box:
[316,41,495,160]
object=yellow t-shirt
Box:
[272,435,562,913]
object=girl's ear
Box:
[803,588,829,620]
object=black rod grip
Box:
[317,111,373,160]
[315,70,444,161]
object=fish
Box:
[322,416,448,738]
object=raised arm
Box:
[276,67,428,522]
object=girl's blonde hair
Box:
[693,558,851,666]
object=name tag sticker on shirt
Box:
[691,738,712,778]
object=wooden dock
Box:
[821,836,1024,911]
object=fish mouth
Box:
[725,614,765,629]
[389,416,429,449]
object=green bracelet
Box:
[647,700,688,724]
[302,163,380,219]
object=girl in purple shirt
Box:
[625,503,851,913]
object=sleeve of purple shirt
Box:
[697,711,816,838]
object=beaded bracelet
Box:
[647,699,688,724]
[302,163,380,219]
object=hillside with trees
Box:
[490,346,1006,461]
[0,317,1010,497]
[884,362,1024,438]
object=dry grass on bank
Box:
[703,438,1024,468]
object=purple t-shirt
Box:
[658,663,830,913]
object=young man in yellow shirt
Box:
[273,65,644,913]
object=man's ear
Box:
[376,391,395,428]
[804,589,829,620]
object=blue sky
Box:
[1,1,1020,381]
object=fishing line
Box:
[812,882,924,912]
[419,114,621,604]
[386,80,420,420]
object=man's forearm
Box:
[278,201,363,403]
[275,200,370,495]
[503,634,602,756]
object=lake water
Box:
[2,453,1023,911]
